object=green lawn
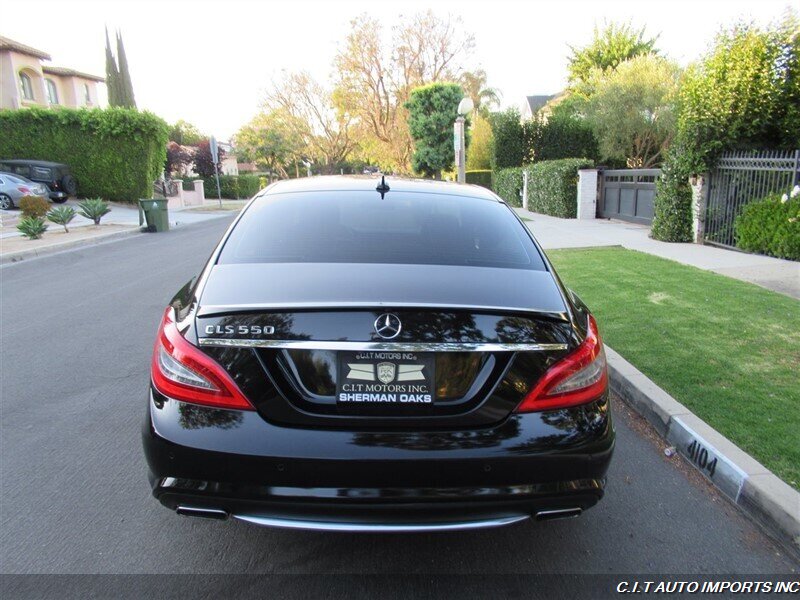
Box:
[548,246,800,489]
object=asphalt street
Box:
[1,217,797,583]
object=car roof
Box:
[0,159,67,168]
[265,175,501,202]
[0,171,32,182]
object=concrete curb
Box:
[606,346,800,557]
[0,227,142,266]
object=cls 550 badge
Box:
[204,324,275,336]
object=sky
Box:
[2,0,793,140]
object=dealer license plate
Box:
[336,351,436,414]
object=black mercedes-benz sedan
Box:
[142,176,614,532]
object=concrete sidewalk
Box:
[0,199,237,240]
[516,208,800,299]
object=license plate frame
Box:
[336,351,436,414]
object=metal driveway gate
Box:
[598,169,660,225]
[704,149,800,249]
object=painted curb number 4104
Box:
[687,439,718,478]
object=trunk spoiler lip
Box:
[195,302,571,323]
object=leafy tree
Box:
[192,140,225,178]
[169,120,205,146]
[652,13,800,242]
[333,11,474,172]
[264,72,355,172]
[459,69,501,116]
[165,141,192,176]
[585,54,680,167]
[489,108,525,169]
[466,114,493,170]
[406,83,465,178]
[568,22,659,87]
[234,110,305,179]
[673,14,800,176]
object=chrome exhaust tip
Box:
[176,505,229,520]
[534,508,582,521]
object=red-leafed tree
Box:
[192,140,226,177]
[165,141,192,176]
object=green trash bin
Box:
[138,199,170,232]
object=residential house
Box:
[0,35,104,110]
[521,94,556,121]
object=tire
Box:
[51,196,68,204]
[0,194,13,210]
[61,174,78,196]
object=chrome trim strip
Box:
[535,508,582,519]
[198,338,568,353]
[176,505,229,519]
[197,302,568,319]
[232,514,529,532]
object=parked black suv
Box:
[0,160,76,202]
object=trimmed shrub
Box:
[203,175,262,200]
[78,198,111,225]
[17,216,48,240]
[735,193,800,260]
[0,107,169,202]
[651,155,693,242]
[19,196,50,218]
[465,170,492,189]
[525,158,594,218]
[492,167,524,207]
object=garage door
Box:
[598,169,660,225]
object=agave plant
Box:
[17,216,48,240]
[77,198,111,225]
[47,205,77,233]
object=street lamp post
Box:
[454,97,474,184]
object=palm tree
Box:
[459,69,501,115]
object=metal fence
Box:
[704,149,800,248]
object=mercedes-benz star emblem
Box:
[374,313,402,340]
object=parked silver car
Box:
[0,172,49,210]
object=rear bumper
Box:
[143,388,615,530]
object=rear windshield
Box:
[217,191,546,270]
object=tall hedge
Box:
[526,158,594,217]
[203,175,262,200]
[489,108,525,169]
[493,158,593,217]
[492,167,524,207]
[652,16,800,241]
[650,154,692,242]
[465,169,492,190]
[530,115,599,163]
[0,107,168,202]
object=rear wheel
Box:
[51,196,68,204]
[60,175,77,196]
[0,194,13,210]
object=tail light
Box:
[17,186,31,194]
[516,315,607,412]
[151,308,254,410]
